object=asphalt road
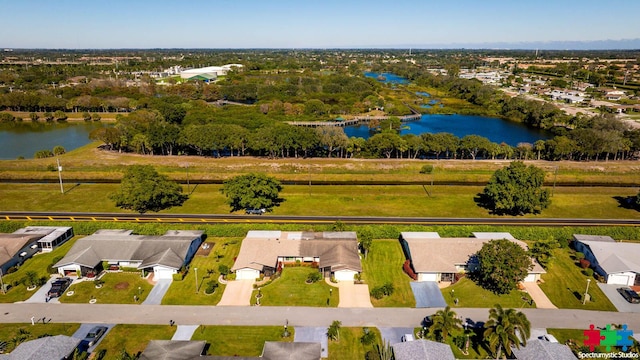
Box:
[2,304,640,331]
[2,211,640,226]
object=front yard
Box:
[251,267,339,307]
[327,327,381,360]
[440,277,536,308]
[92,324,175,360]
[191,325,293,357]
[59,272,153,304]
[361,239,415,307]
[162,238,241,305]
[539,249,617,311]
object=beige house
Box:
[231,231,362,281]
[400,232,545,283]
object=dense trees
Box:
[110,165,188,213]
[475,239,533,294]
[220,173,283,212]
[482,161,550,215]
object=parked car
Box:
[47,277,72,298]
[245,208,266,215]
[539,334,559,343]
[422,315,433,328]
[617,287,640,304]
[84,326,108,347]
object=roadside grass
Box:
[59,273,153,304]
[361,240,415,307]
[538,249,617,311]
[440,278,536,309]
[191,325,293,357]
[251,267,339,307]
[0,323,80,353]
[1,182,637,220]
[327,327,381,360]
[162,238,241,305]
[0,237,78,303]
[547,328,610,353]
[93,324,175,360]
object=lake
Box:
[0,122,108,160]
[364,72,409,84]
[344,114,550,146]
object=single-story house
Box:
[231,231,362,281]
[54,229,204,280]
[0,335,81,360]
[400,232,545,283]
[391,339,455,360]
[140,340,206,360]
[573,234,640,286]
[0,233,42,274]
[11,226,74,252]
[139,340,321,360]
[511,339,577,360]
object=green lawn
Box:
[539,249,616,311]
[0,323,80,354]
[440,278,536,308]
[252,267,339,307]
[59,272,153,304]
[93,324,175,360]
[361,239,415,307]
[0,237,78,303]
[327,327,381,360]
[191,325,293,357]
[162,238,241,305]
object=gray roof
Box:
[392,340,455,360]
[511,339,577,360]
[573,234,615,243]
[261,342,321,360]
[0,234,42,266]
[140,340,206,360]
[0,335,80,360]
[54,230,203,270]
[232,231,361,273]
[574,237,640,274]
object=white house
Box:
[573,234,640,286]
[399,232,545,283]
[231,231,362,281]
[11,226,73,252]
[54,229,203,280]
[179,64,243,80]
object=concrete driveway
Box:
[522,282,557,309]
[337,282,373,308]
[598,284,640,313]
[294,327,328,358]
[72,323,115,353]
[171,325,198,340]
[379,327,416,345]
[218,280,254,306]
[23,276,74,304]
[410,282,447,308]
[142,279,172,305]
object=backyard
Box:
[361,239,415,307]
[191,325,293,357]
[251,267,339,307]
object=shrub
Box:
[91,113,101,121]
[306,271,322,283]
[583,268,594,277]
[82,112,91,121]
[54,110,67,121]
[371,283,394,299]
[574,252,585,261]
[371,287,385,300]
[35,150,54,159]
[53,146,66,156]
[0,112,16,122]
[172,273,184,281]
[403,260,417,280]
[205,280,219,294]
[360,327,376,345]
[419,164,434,174]
[218,264,229,276]
[365,350,381,360]
[579,259,591,269]
[381,282,394,296]
[48,256,63,274]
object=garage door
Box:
[154,267,176,280]
[236,269,260,280]
[334,270,357,282]
[608,274,633,286]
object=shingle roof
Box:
[231,231,361,273]
[261,342,321,360]
[392,340,455,360]
[576,238,640,274]
[511,339,577,360]
[0,234,41,266]
[1,335,80,360]
[139,340,206,360]
[54,230,203,270]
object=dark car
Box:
[47,277,72,298]
[245,208,266,215]
[84,326,108,347]
[617,287,640,304]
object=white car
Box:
[401,334,415,342]
[539,334,559,343]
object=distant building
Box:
[573,234,640,286]
[179,64,243,80]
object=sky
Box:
[1,0,639,49]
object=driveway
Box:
[598,284,640,313]
[142,279,172,305]
[337,282,373,308]
[294,327,328,358]
[410,282,447,308]
[218,280,254,306]
[23,276,73,304]
[522,282,557,309]
[171,325,198,340]
[72,323,115,353]
[379,327,416,345]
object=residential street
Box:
[2,303,640,332]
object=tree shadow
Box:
[473,193,494,213]
[63,183,81,194]
[613,196,638,210]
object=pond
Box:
[344,114,551,146]
[0,121,109,160]
[364,72,409,84]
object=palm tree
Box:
[327,320,342,342]
[483,304,531,359]
[428,305,462,342]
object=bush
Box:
[371,287,385,300]
[306,271,322,283]
[48,256,63,274]
[53,146,66,156]
[360,327,376,345]
[574,252,585,261]
[365,350,381,360]
[218,264,229,276]
[82,112,91,121]
[205,280,219,294]
[403,260,417,280]
[419,164,434,174]
[583,268,594,277]
[371,283,394,299]
[34,150,54,159]
[172,273,184,281]
[579,259,591,269]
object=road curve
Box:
[0,211,639,227]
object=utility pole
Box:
[0,269,5,294]
[57,158,64,194]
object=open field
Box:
[0,182,638,219]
